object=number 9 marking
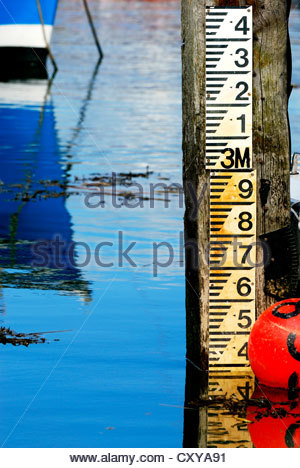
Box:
[238,179,253,199]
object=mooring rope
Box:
[36,0,58,74]
[82,0,104,60]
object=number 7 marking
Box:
[240,244,253,264]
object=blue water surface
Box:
[0,0,184,448]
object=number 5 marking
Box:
[238,310,252,329]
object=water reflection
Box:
[0,81,91,298]
[183,361,208,448]
[0,0,185,448]
[183,363,254,448]
[64,58,101,170]
[247,387,300,448]
[183,363,300,448]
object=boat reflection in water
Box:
[0,80,91,300]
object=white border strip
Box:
[0,448,297,467]
[0,24,52,48]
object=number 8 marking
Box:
[238,212,253,231]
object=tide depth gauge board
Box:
[206,6,255,448]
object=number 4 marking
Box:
[238,342,248,359]
[237,381,251,399]
[235,16,250,35]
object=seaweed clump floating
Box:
[0,327,57,346]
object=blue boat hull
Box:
[0,0,58,80]
[0,0,58,26]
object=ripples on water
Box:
[0,0,299,449]
[0,0,184,448]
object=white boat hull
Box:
[0,24,52,48]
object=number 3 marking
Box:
[235,48,249,68]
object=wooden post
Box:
[182,0,292,387]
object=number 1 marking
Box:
[237,114,246,133]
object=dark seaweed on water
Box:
[187,395,300,422]
[0,169,182,204]
[0,327,69,346]
[0,327,47,346]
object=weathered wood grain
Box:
[182,0,209,386]
[182,0,291,380]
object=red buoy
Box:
[247,386,300,448]
[248,298,300,389]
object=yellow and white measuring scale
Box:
[206,6,255,447]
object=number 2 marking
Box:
[236,82,249,101]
